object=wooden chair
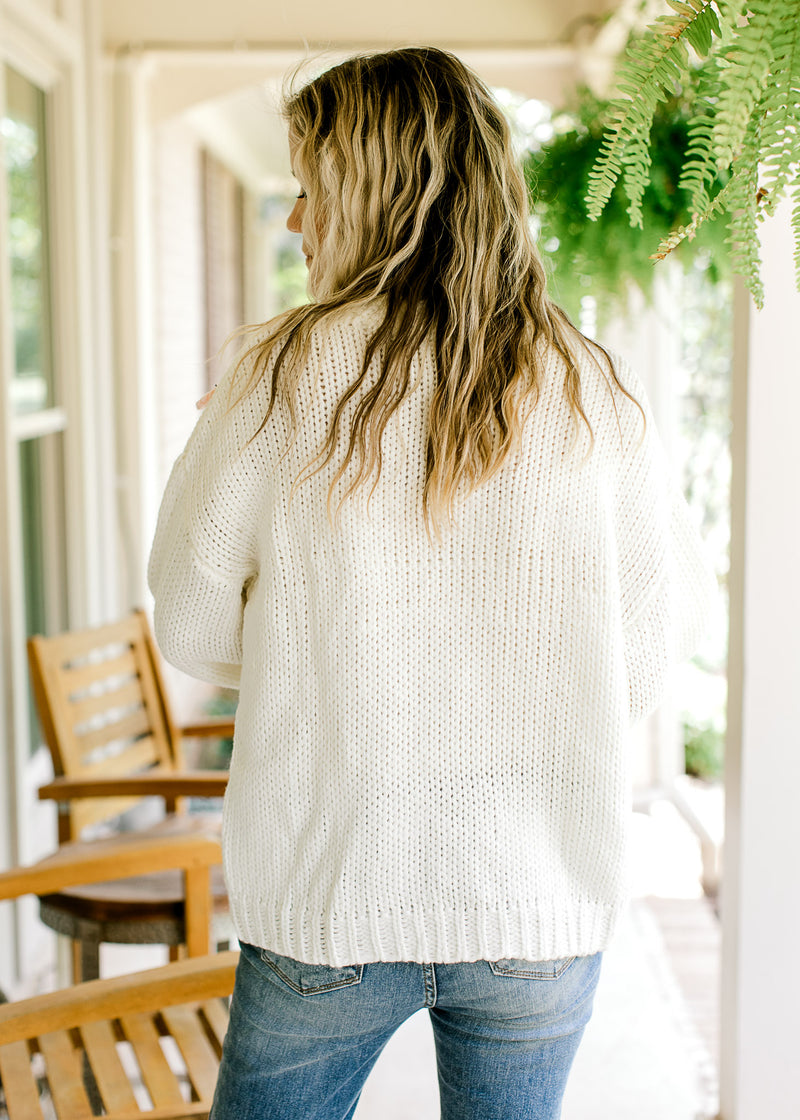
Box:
[0,833,236,1119]
[28,610,235,982]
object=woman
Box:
[149,47,714,1120]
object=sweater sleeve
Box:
[612,360,717,725]
[147,368,261,689]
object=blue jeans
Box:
[210,942,602,1120]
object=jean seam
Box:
[257,949,364,995]
[489,956,577,980]
[422,963,437,1007]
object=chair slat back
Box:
[38,1029,95,1118]
[68,738,170,837]
[79,1019,140,1113]
[120,1011,187,1110]
[28,612,180,842]
[0,1039,45,1119]
[0,1003,227,1119]
[0,954,235,1119]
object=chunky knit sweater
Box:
[148,302,714,967]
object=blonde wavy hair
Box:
[236,47,637,531]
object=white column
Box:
[109,53,159,609]
[721,198,800,1118]
[78,0,121,622]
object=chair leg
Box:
[71,938,82,984]
[72,938,101,983]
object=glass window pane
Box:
[2,67,54,416]
[19,433,69,754]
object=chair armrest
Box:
[0,832,221,957]
[38,771,229,801]
[180,719,235,738]
[0,832,221,903]
[0,949,238,1044]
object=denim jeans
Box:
[209,941,602,1120]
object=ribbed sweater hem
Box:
[227,894,626,966]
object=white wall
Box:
[721,199,800,1119]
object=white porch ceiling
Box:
[102,0,641,193]
[101,0,617,52]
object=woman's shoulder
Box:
[535,333,643,405]
[533,334,652,461]
[308,298,389,346]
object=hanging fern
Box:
[709,4,771,169]
[586,0,722,227]
[589,0,800,306]
[678,55,727,214]
[756,15,800,215]
[527,85,729,325]
[724,112,765,306]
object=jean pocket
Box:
[489,955,577,980]
[252,945,364,996]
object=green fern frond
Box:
[724,115,765,307]
[651,225,695,261]
[727,194,763,307]
[586,1,724,227]
[756,9,800,215]
[652,172,737,259]
[792,177,800,293]
[586,0,800,302]
[679,118,716,214]
[714,0,748,24]
[709,2,772,169]
[681,0,721,56]
[678,57,725,213]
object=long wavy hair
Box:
[235,47,638,532]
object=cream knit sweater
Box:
[148,303,714,966]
